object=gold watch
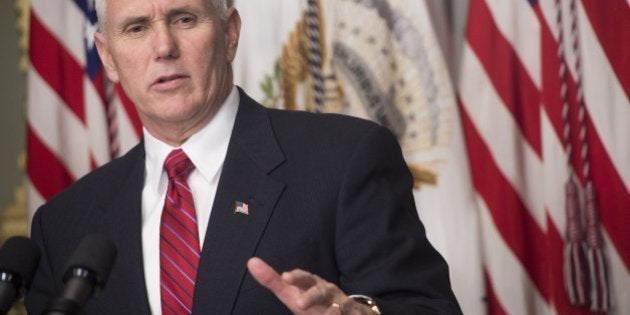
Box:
[348,294,382,314]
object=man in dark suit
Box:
[26,0,461,314]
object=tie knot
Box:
[164,149,195,180]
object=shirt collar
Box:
[143,85,240,192]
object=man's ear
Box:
[224,7,241,63]
[94,32,120,82]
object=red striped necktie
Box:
[160,149,200,315]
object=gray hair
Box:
[94,0,228,32]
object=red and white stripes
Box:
[459,0,629,313]
[27,0,142,219]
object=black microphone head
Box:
[63,234,117,290]
[0,236,41,290]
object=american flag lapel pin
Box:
[234,201,249,215]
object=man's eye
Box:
[175,16,196,26]
[126,25,145,33]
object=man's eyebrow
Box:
[117,15,150,31]
[114,6,208,32]
[166,5,205,18]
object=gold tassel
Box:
[584,183,609,312]
[563,176,587,306]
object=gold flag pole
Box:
[2,0,30,239]
[2,2,30,312]
[2,0,29,240]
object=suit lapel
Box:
[95,145,151,314]
[193,91,286,314]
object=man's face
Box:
[95,0,240,138]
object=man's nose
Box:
[154,25,179,60]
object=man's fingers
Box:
[247,258,350,314]
[295,280,336,309]
[247,257,284,293]
[281,269,317,290]
[282,269,347,310]
[248,258,311,311]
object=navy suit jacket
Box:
[26,90,461,314]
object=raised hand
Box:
[247,257,374,315]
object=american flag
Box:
[27,0,142,219]
[458,0,629,314]
[234,201,249,216]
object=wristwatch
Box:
[348,294,382,314]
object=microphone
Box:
[0,236,41,315]
[43,234,117,315]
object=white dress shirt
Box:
[141,86,239,315]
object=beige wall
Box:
[0,1,27,238]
